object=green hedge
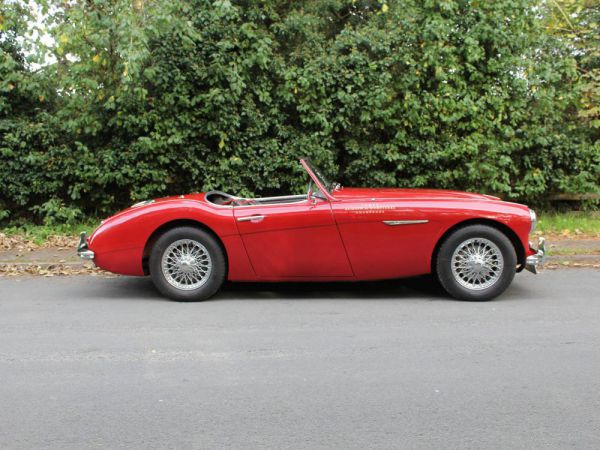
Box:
[1,0,598,224]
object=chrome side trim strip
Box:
[383,220,429,226]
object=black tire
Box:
[435,225,517,301]
[149,226,226,302]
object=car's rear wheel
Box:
[149,226,226,301]
[435,225,517,301]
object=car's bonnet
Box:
[332,187,500,202]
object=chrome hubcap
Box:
[451,238,504,290]
[161,239,212,290]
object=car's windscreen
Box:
[304,160,334,194]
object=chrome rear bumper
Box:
[77,232,95,260]
[525,237,546,274]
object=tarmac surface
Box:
[1,270,599,449]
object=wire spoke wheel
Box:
[451,237,504,291]
[161,239,212,290]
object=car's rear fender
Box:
[88,199,254,278]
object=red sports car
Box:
[78,159,545,301]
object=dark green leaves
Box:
[0,0,598,223]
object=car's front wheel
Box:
[149,226,226,301]
[435,225,517,301]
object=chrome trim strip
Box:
[237,215,265,222]
[383,220,429,226]
[250,194,306,202]
[234,198,311,208]
[206,194,309,209]
[131,199,155,208]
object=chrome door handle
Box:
[237,215,265,222]
[383,220,428,226]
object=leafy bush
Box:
[0,0,598,223]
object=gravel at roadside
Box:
[1,233,598,277]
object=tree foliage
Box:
[1,0,598,224]
[544,0,599,130]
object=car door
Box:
[331,200,436,280]
[234,198,353,279]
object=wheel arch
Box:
[142,219,228,276]
[431,218,526,274]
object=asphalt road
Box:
[1,270,599,450]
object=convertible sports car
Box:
[78,159,545,302]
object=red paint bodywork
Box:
[87,161,535,281]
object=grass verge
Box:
[537,212,600,237]
[1,220,99,245]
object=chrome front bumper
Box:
[77,232,95,260]
[525,237,546,274]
